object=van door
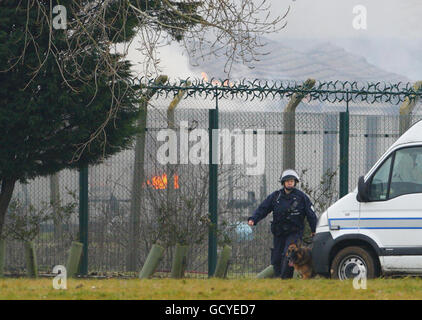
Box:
[359,145,422,271]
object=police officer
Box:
[247,169,317,279]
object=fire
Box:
[223,79,234,87]
[201,72,208,82]
[211,79,221,86]
[201,72,233,87]
[147,173,179,190]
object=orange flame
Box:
[147,173,179,190]
[201,72,208,82]
[201,72,233,87]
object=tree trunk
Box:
[127,111,147,271]
[24,240,38,278]
[0,178,17,238]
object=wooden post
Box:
[166,82,190,255]
[283,79,316,170]
[166,83,190,188]
[399,81,422,135]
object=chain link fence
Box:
[3,79,422,278]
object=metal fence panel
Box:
[3,80,422,278]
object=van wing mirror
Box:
[357,176,370,202]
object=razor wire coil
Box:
[133,77,422,104]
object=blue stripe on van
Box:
[329,217,422,230]
[329,217,422,220]
[361,227,422,229]
[338,227,422,230]
[361,217,422,220]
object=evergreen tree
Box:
[0,1,143,236]
[0,0,285,237]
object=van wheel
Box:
[331,246,377,280]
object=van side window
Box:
[390,147,422,198]
[369,156,392,201]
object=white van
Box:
[312,119,422,279]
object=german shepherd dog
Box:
[286,243,314,279]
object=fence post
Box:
[78,165,89,276]
[282,79,315,170]
[128,75,168,272]
[208,92,219,277]
[339,95,350,198]
[399,81,422,135]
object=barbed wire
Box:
[132,77,422,104]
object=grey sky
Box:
[270,0,422,81]
[269,0,421,40]
[127,0,422,81]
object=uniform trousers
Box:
[271,232,302,279]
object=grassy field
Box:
[1,277,422,300]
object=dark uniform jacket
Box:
[248,188,317,235]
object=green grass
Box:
[0,277,422,299]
